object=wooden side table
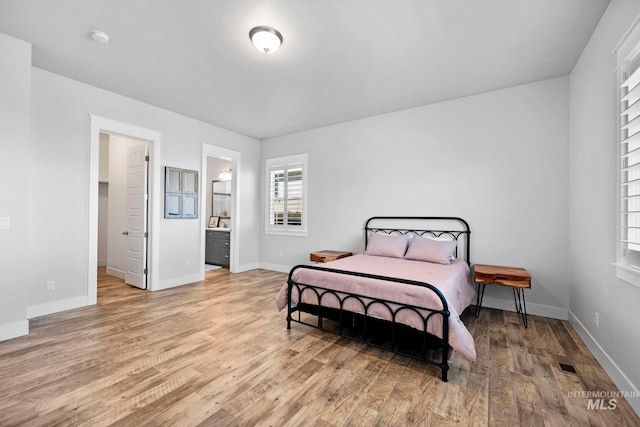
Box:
[310,250,352,263]
[474,264,531,327]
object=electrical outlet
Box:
[186,260,191,268]
[595,312,599,328]
[0,217,9,229]
[46,281,55,291]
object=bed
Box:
[275,216,476,382]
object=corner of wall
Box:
[569,311,640,415]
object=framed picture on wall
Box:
[165,166,199,219]
[208,216,219,228]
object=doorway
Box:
[201,144,240,273]
[205,156,232,271]
[88,115,162,304]
[98,132,149,290]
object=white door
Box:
[124,143,148,289]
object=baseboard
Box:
[235,262,260,273]
[106,266,125,279]
[259,262,292,273]
[0,319,29,342]
[27,295,89,319]
[154,273,203,291]
[480,296,568,320]
[569,311,640,416]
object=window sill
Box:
[265,229,307,237]
[613,263,640,289]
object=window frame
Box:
[614,16,640,289]
[264,153,308,237]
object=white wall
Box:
[0,33,31,340]
[569,0,640,408]
[97,183,108,266]
[260,77,570,318]
[97,133,109,266]
[25,66,260,314]
[98,132,109,182]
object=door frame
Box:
[88,115,162,303]
[202,143,240,273]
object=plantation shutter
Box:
[620,63,640,267]
[268,161,304,229]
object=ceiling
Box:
[0,0,609,140]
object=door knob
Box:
[122,231,129,235]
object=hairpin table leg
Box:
[475,283,486,317]
[512,288,528,328]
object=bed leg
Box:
[441,365,449,382]
[440,344,450,382]
[286,280,293,330]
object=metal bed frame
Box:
[286,216,471,382]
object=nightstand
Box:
[474,264,531,327]
[310,250,352,263]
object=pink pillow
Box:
[403,236,456,265]
[365,233,408,258]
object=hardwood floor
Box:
[0,267,638,426]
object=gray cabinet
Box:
[205,230,230,267]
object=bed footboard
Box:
[286,264,451,382]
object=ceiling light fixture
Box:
[249,26,283,54]
[219,168,232,180]
[90,30,111,44]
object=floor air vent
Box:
[559,363,577,374]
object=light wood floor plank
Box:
[0,267,637,426]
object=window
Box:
[265,154,308,236]
[620,64,640,267]
[615,18,640,288]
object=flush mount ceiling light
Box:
[90,30,111,44]
[249,26,283,54]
